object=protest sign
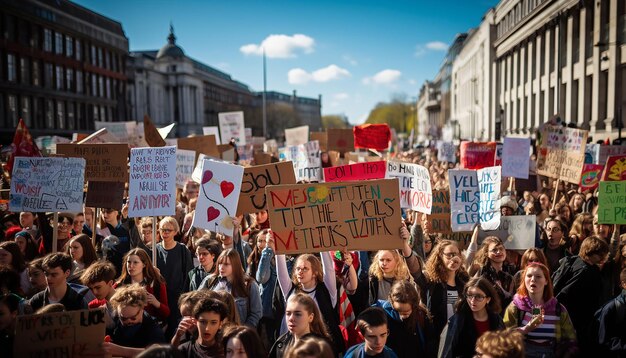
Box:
[285,125,309,146]
[193,159,244,235]
[202,126,222,144]
[449,169,479,232]
[597,145,626,166]
[477,215,536,249]
[221,147,236,162]
[245,127,252,144]
[323,161,387,182]
[353,124,391,151]
[279,141,321,182]
[585,144,599,164]
[328,150,343,167]
[602,155,626,181]
[597,181,626,224]
[477,166,501,230]
[128,146,176,217]
[10,157,85,213]
[437,141,456,163]
[177,135,219,159]
[176,149,196,188]
[254,152,277,165]
[191,154,207,183]
[536,125,588,184]
[85,181,125,210]
[580,164,604,191]
[143,115,166,147]
[94,121,136,143]
[494,143,503,166]
[502,137,531,179]
[219,111,246,144]
[265,178,403,254]
[264,139,278,155]
[386,161,432,214]
[327,128,354,153]
[430,190,452,234]
[460,141,497,169]
[56,143,128,182]
[237,161,296,215]
[310,131,328,151]
[15,308,106,358]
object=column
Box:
[535,34,543,126]
[591,0,601,133]
[544,27,552,122]
[577,7,587,127]
[565,15,574,122]
[512,50,519,133]
[519,45,527,133]
[527,41,534,131]
[506,55,513,134]
[604,0,618,131]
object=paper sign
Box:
[237,161,297,215]
[279,141,321,182]
[219,111,246,144]
[85,181,125,209]
[191,154,207,183]
[430,190,452,234]
[285,125,310,147]
[437,141,456,163]
[10,157,86,213]
[265,178,403,254]
[353,124,391,151]
[94,121,136,143]
[143,115,166,147]
[449,169,479,232]
[386,161,432,214]
[221,148,236,162]
[597,145,626,166]
[311,132,328,151]
[536,125,588,184]
[323,161,387,182]
[327,128,354,153]
[193,159,244,235]
[460,142,497,169]
[602,155,626,181]
[128,146,177,217]
[176,149,197,188]
[264,139,278,155]
[494,143,503,166]
[585,144,599,164]
[177,135,219,159]
[477,215,536,250]
[56,143,128,182]
[15,309,106,358]
[202,126,222,145]
[502,137,531,179]
[598,181,626,224]
[477,166,501,230]
[580,164,604,191]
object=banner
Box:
[219,111,246,144]
[602,155,626,181]
[536,125,588,184]
[177,135,219,159]
[437,141,456,163]
[176,149,197,188]
[323,161,387,182]
[10,157,85,213]
[15,309,106,357]
[460,141,497,169]
[85,181,125,210]
[285,125,309,147]
[279,141,321,182]
[477,215,536,250]
[237,161,297,215]
[353,124,391,151]
[4,118,42,174]
[502,137,531,179]
[202,126,222,145]
[597,181,626,224]
[597,145,626,165]
[128,146,177,217]
[477,166,501,230]
[56,143,128,182]
[580,164,604,191]
[386,161,432,214]
[327,128,354,153]
[265,179,403,254]
[193,159,244,235]
[430,190,452,234]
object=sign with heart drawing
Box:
[193,158,244,235]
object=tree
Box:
[267,102,301,140]
[321,115,350,130]
[364,97,416,134]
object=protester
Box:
[474,329,525,358]
[171,291,209,348]
[542,217,571,274]
[187,237,221,291]
[203,290,241,329]
[284,335,334,358]
[472,237,514,310]
[177,298,229,358]
[511,248,548,295]
[594,267,626,357]
[27,252,88,311]
[66,234,98,283]
[0,293,20,358]
[26,257,46,297]
[0,241,29,294]
[13,230,38,262]
[345,307,398,358]
[254,229,278,348]
[222,326,266,358]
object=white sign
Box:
[10,157,86,213]
[128,146,177,217]
[285,125,309,147]
[386,161,432,214]
[202,126,222,145]
[219,111,246,145]
[94,121,136,143]
[479,215,536,250]
[176,149,196,188]
[449,169,479,232]
[193,159,244,235]
[502,137,531,179]
[477,166,501,230]
[191,154,207,183]
[437,141,456,162]
[279,141,321,182]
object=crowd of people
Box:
[0,142,625,358]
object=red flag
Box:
[3,119,42,174]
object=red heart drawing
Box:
[207,206,220,222]
[202,170,213,185]
[220,181,235,197]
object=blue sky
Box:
[74,0,497,124]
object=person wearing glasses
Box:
[473,237,514,310]
[36,212,74,255]
[439,278,505,358]
[541,217,570,274]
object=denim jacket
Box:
[256,247,277,318]
[202,275,263,328]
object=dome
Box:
[156,25,185,59]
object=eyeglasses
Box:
[295,267,310,273]
[545,227,561,232]
[442,252,460,259]
[159,228,174,233]
[196,251,210,257]
[466,294,487,302]
[119,310,142,322]
[489,247,505,254]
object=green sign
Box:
[598,181,626,224]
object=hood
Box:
[374,300,403,322]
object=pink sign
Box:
[323,161,387,182]
[460,141,497,170]
[579,164,603,191]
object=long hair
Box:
[207,249,251,298]
[67,234,98,268]
[204,290,241,327]
[291,254,324,288]
[14,231,38,262]
[117,248,163,287]
[369,249,412,282]
[285,335,334,358]
[456,277,502,315]
[0,241,26,272]
[519,248,548,269]
[517,262,554,302]
[246,229,269,278]
[568,213,593,240]
[286,293,330,340]
[222,326,266,358]
[475,236,505,267]
[424,240,468,284]
[388,280,430,334]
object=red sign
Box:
[353,124,391,151]
[460,141,497,169]
[602,155,626,181]
[579,164,603,191]
[323,161,387,182]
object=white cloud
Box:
[240,34,315,59]
[408,79,417,85]
[343,55,358,66]
[288,64,351,85]
[333,93,349,101]
[426,41,448,51]
[362,69,402,85]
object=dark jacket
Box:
[269,332,330,358]
[595,289,626,357]
[418,273,469,337]
[109,312,166,348]
[439,308,505,358]
[27,284,88,312]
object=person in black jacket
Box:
[595,267,626,357]
[27,253,88,312]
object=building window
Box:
[4,15,16,41]
[56,66,64,90]
[66,36,73,57]
[75,39,81,61]
[44,63,53,88]
[91,73,97,96]
[8,95,18,127]
[32,60,40,86]
[66,68,73,91]
[93,105,100,121]
[21,96,31,126]
[105,51,110,70]
[20,57,30,85]
[55,32,63,54]
[44,28,52,52]
[76,70,83,93]
[98,76,104,97]
[66,102,75,130]
[45,100,55,128]
[106,78,111,98]
[7,54,16,82]
[91,45,96,65]
[97,47,103,68]
[57,100,65,129]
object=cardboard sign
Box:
[10,157,86,213]
[265,178,403,254]
[193,159,244,235]
[202,126,222,145]
[602,155,626,181]
[502,137,531,179]
[477,166,501,230]
[221,148,236,162]
[536,125,588,184]
[437,141,456,163]
[237,161,297,215]
[176,149,197,188]
[580,164,604,191]
[323,161,387,182]
[353,124,391,151]
[15,308,106,358]
[128,146,177,217]
[178,135,219,159]
[143,115,166,147]
[310,132,328,152]
[430,189,452,234]
[85,181,125,210]
[449,170,479,232]
[327,128,354,153]
[460,141,497,169]
[598,181,626,224]
[477,215,537,250]
[56,143,128,182]
[285,125,310,147]
[386,161,432,214]
[254,152,277,165]
[279,141,321,182]
[219,111,246,144]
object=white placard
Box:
[437,141,456,162]
[219,111,246,145]
[285,125,310,147]
[502,137,531,179]
[386,161,432,214]
[477,166,501,230]
[128,146,177,217]
[95,121,136,143]
[449,169,479,232]
[202,126,222,145]
[176,149,196,188]
[279,141,320,182]
[479,215,536,250]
